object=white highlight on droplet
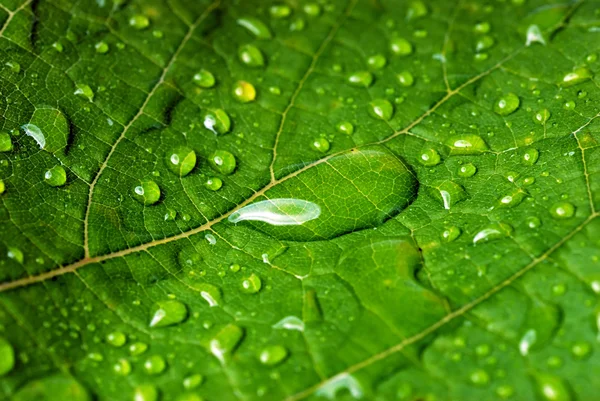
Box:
[21,124,46,149]
[228,198,321,226]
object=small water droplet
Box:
[418,147,441,166]
[397,71,414,87]
[390,38,413,56]
[535,373,572,401]
[183,374,204,389]
[205,177,223,191]
[522,148,539,165]
[241,273,262,294]
[95,41,109,54]
[347,71,373,87]
[270,4,291,18]
[549,202,575,219]
[497,189,526,208]
[367,54,386,70]
[106,331,126,347]
[113,358,131,376]
[336,121,354,135]
[238,44,265,67]
[561,67,593,87]
[44,165,67,187]
[311,137,330,153]
[259,345,288,366]
[446,134,489,154]
[143,355,166,375]
[272,316,305,331]
[526,24,546,46]
[149,300,188,327]
[129,342,148,356]
[5,61,21,73]
[7,247,24,263]
[458,163,477,177]
[303,3,321,16]
[475,36,495,52]
[193,69,216,88]
[209,150,236,175]
[133,179,161,205]
[368,99,394,121]
[474,22,491,34]
[166,147,196,177]
[316,373,364,400]
[469,369,490,386]
[494,93,520,116]
[74,83,94,101]
[526,216,542,229]
[441,226,461,242]
[533,109,551,124]
[407,1,428,20]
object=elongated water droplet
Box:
[259,345,288,366]
[390,38,413,56]
[272,316,304,331]
[526,24,546,46]
[133,179,161,205]
[347,71,373,87]
[418,147,441,166]
[475,36,495,51]
[549,202,575,219]
[0,132,12,152]
[241,273,262,294]
[238,44,265,67]
[6,61,20,73]
[232,80,256,103]
[445,134,489,154]
[229,198,321,226]
[209,150,236,175]
[166,147,196,177]
[561,67,593,87]
[129,342,148,356]
[497,189,526,208]
[0,180,5,195]
[368,99,394,121]
[194,283,221,307]
[237,17,272,39]
[130,15,150,30]
[193,69,216,88]
[203,109,231,135]
[0,337,15,376]
[367,54,386,70]
[473,222,513,244]
[494,93,520,116]
[44,165,67,187]
[7,247,24,263]
[209,324,244,363]
[144,355,166,375]
[149,300,188,327]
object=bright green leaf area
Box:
[1,0,600,400]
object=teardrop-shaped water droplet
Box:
[549,202,575,219]
[445,134,489,155]
[236,17,272,39]
[209,150,236,175]
[191,283,221,307]
[232,80,256,103]
[203,109,231,135]
[229,198,321,226]
[473,222,513,244]
[429,181,466,209]
[44,165,67,187]
[526,216,542,229]
[166,147,196,177]
[133,179,161,205]
[259,345,288,366]
[193,69,216,88]
[494,93,520,116]
[526,24,546,46]
[238,44,265,67]
[149,300,188,327]
[209,324,244,363]
[347,71,373,87]
[368,99,394,121]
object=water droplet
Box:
[316,373,364,400]
[533,109,551,125]
[526,216,542,229]
[367,54,386,70]
[194,283,221,307]
[106,331,126,347]
[469,369,490,386]
[270,4,291,18]
[22,107,69,152]
[418,147,441,166]
[311,137,330,153]
[390,38,413,56]
[0,337,15,376]
[441,226,461,242]
[445,134,489,154]
[87,352,103,361]
[494,93,520,116]
[183,374,204,389]
[496,385,515,399]
[407,1,428,20]
[0,132,12,152]
[237,17,272,39]
[535,373,572,401]
[13,375,90,401]
[209,324,244,363]
[259,345,288,366]
[205,233,216,245]
[113,358,131,376]
[229,198,321,227]
[134,384,158,401]
[166,147,196,177]
[193,69,216,88]
[368,99,394,121]
[52,41,63,52]
[209,150,236,175]
[6,61,20,73]
[203,109,231,135]
[522,148,539,165]
[205,177,222,191]
[238,44,265,67]
[570,341,591,359]
[0,180,5,195]
[473,222,513,244]
[475,36,495,52]
[272,316,304,331]
[474,21,491,34]
[429,181,466,209]
[232,80,256,103]
[336,121,354,135]
[458,163,477,177]
[74,83,94,101]
[549,202,575,219]
[303,3,321,16]
[144,355,166,375]
[7,247,24,263]
[44,166,67,187]
[149,300,188,327]
[397,71,414,87]
[241,273,262,294]
[561,67,593,87]
[290,17,305,31]
[95,41,109,54]
[347,71,373,87]
[129,342,148,356]
[133,179,161,205]
[130,15,150,30]
[497,189,526,208]
[526,24,546,46]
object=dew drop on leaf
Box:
[130,15,150,30]
[347,71,373,87]
[106,331,126,347]
[407,1,428,20]
[113,358,131,376]
[526,24,546,46]
[5,61,20,73]
[469,369,490,386]
[458,163,477,177]
[310,137,330,152]
[368,99,394,121]
[441,226,461,242]
[133,179,161,205]
[183,374,204,389]
[496,385,515,399]
[303,3,321,17]
[533,108,551,124]
[290,17,305,31]
[238,44,265,67]
[232,80,256,103]
[241,273,262,294]
[418,147,441,166]
[7,247,24,263]
[166,147,196,177]
[561,67,593,87]
[95,41,109,54]
[272,316,305,331]
[0,132,12,152]
[549,202,575,219]
[429,181,466,209]
[44,166,67,187]
[149,300,188,327]
[570,341,591,359]
[229,198,321,226]
[497,189,526,208]
[445,134,489,155]
[193,69,216,88]
[397,71,415,87]
[134,384,158,401]
[534,373,572,401]
[144,355,167,375]
[129,342,148,356]
[270,4,291,19]
[203,109,231,135]
[209,150,236,175]
[204,177,222,191]
[236,17,272,39]
[74,83,94,101]
[367,54,387,70]
[475,35,495,52]
[0,337,15,376]
[209,324,244,362]
[336,121,354,135]
[390,38,413,56]
[259,345,288,366]
[493,92,520,116]
[526,216,542,229]
[522,148,539,165]
[473,222,513,244]
[316,373,364,400]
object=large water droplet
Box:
[133,179,161,205]
[166,147,196,177]
[0,132,13,152]
[561,67,593,87]
[494,93,520,116]
[0,337,15,376]
[259,345,288,366]
[473,222,513,244]
[241,273,262,294]
[429,181,466,209]
[310,137,330,153]
[390,38,413,56]
[193,69,216,88]
[316,373,364,400]
[229,198,320,226]
[203,109,231,135]
[134,384,158,401]
[237,17,272,39]
[238,44,265,67]
[445,134,489,154]
[347,71,373,87]
[143,355,166,375]
[13,375,91,401]
[336,121,354,135]
[209,324,244,363]
[549,202,575,219]
[535,373,572,401]
[209,150,236,175]
[149,300,188,327]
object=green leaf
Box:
[1,0,600,400]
